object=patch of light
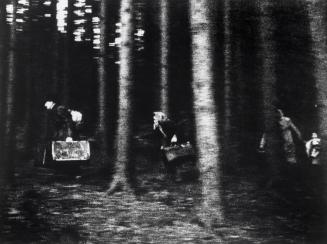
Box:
[16,8,24,14]
[93,38,100,49]
[92,16,100,49]
[16,0,29,26]
[74,0,86,8]
[74,26,86,42]
[74,19,86,25]
[43,0,51,6]
[6,4,14,24]
[18,0,29,6]
[108,37,122,47]
[56,0,68,33]
[115,37,122,46]
[74,10,84,17]
[6,4,14,14]
[85,6,92,14]
[108,22,122,48]
[135,29,145,37]
[74,36,82,42]
[72,0,87,42]
[92,17,100,23]
[93,27,100,34]
[134,2,145,52]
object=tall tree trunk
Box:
[51,0,59,94]
[62,0,73,105]
[107,0,134,194]
[0,0,10,228]
[189,0,222,227]
[0,0,6,152]
[222,0,235,164]
[159,0,169,115]
[2,0,17,181]
[22,0,33,155]
[97,0,109,165]
[259,0,280,185]
[307,1,327,232]
[307,1,327,160]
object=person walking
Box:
[259,109,303,164]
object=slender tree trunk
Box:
[222,0,235,164]
[62,0,73,105]
[159,0,169,115]
[107,0,134,194]
[307,1,327,160]
[0,0,9,229]
[307,2,327,232]
[5,0,16,132]
[0,0,6,151]
[22,0,33,154]
[225,1,242,165]
[259,1,280,185]
[97,0,109,165]
[0,0,7,175]
[51,0,59,94]
[3,0,17,180]
[189,0,222,227]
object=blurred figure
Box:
[44,101,83,141]
[153,111,184,147]
[259,109,303,164]
[305,132,321,165]
[153,111,195,179]
[277,109,303,164]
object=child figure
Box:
[305,132,321,165]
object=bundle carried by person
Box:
[161,141,195,162]
[52,140,90,161]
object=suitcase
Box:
[51,140,90,161]
[161,142,195,162]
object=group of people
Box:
[258,109,321,165]
[43,101,322,167]
[152,108,322,166]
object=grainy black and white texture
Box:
[0,0,327,243]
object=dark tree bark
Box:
[62,0,74,105]
[1,0,17,182]
[259,0,280,185]
[308,1,327,161]
[22,0,33,155]
[51,0,59,94]
[222,0,236,165]
[96,0,109,166]
[0,0,7,152]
